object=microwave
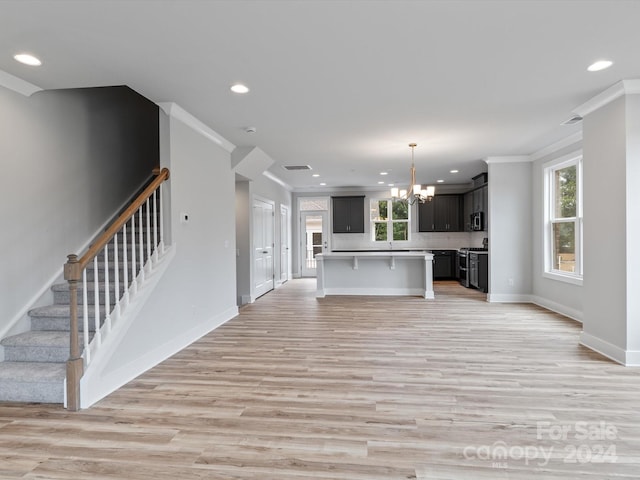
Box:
[471,212,484,231]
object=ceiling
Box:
[1,0,639,191]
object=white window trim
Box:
[370,198,411,242]
[542,151,583,286]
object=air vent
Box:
[562,115,583,125]
[283,165,312,171]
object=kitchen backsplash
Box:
[332,231,488,250]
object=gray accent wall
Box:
[0,85,158,337]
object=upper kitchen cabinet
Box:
[418,194,462,232]
[332,196,365,233]
[471,173,488,213]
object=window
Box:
[299,197,329,211]
[544,153,582,284]
[371,199,409,242]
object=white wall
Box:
[531,140,583,320]
[580,92,640,364]
[0,85,158,339]
[235,179,251,305]
[582,97,627,352]
[486,160,533,301]
[81,108,239,405]
[626,95,640,356]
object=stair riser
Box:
[4,346,68,363]
[53,287,126,305]
[31,317,96,332]
[83,268,148,282]
[0,380,64,403]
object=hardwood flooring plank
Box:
[0,279,638,478]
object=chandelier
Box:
[390,143,435,205]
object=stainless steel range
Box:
[457,247,487,288]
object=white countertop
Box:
[319,251,433,258]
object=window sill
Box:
[543,271,583,286]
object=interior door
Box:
[280,204,289,283]
[253,198,274,298]
[301,211,328,277]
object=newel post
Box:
[64,254,83,411]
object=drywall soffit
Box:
[231,146,275,181]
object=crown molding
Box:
[484,155,531,164]
[157,102,235,153]
[573,79,640,118]
[0,69,42,96]
[263,170,293,191]
[529,131,583,161]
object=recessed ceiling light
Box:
[380,172,388,176]
[230,83,250,94]
[14,53,41,66]
[377,181,385,184]
[312,173,320,177]
[437,179,444,183]
[450,169,459,174]
[320,182,327,186]
[388,183,395,187]
[587,60,613,72]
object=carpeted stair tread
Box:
[29,304,98,318]
[1,331,70,363]
[51,282,124,305]
[1,331,69,348]
[0,362,65,403]
[0,362,66,381]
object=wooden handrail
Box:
[71,167,170,276]
[64,167,170,410]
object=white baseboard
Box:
[579,332,627,365]
[487,293,532,303]
[321,287,428,297]
[530,295,583,323]
[579,332,640,366]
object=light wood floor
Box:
[1,279,639,479]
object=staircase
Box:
[0,168,168,406]
[0,250,121,403]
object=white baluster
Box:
[82,269,90,365]
[113,233,121,321]
[130,216,138,295]
[138,206,145,283]
[103,245,111,334]
[93,256,101,348]
[159,183,165,254]
[145,197,152,273]
[152,189,159,263]
[123,223,130,304]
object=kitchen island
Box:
[315,251,434,299]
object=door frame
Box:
[252,196,275,301]
[300,210,329,277]
[280,204,290,284]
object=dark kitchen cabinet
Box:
[469,252,488,292]
[432,250,456,279]
[467,185,488,231]
[463,191,473,232]
[332,196,365,233]
[419,195,462,232]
